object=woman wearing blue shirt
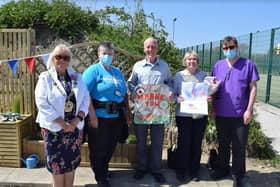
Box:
[82,42,128,187]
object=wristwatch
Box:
[77,114,84,122]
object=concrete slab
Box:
[255,102,280,153]
[0,158,279,187]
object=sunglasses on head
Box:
[222,46,235,50]
[54,55,70,61]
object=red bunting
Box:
[24,57,35,75]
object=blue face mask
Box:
[223,49,237,59]
[100,54,113,66]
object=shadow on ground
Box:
[247,170,280,187]
[83,164,280,187]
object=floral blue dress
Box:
[41,71,83,174]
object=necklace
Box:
[48,71,77,112]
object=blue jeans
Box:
[175,116,207,176]
[134,124,165,174]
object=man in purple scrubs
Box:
[211,36,259,187]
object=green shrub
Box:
[269,155,280,168]
[0,0,98,42]
[247,118,276,159]
[205,115,217,143]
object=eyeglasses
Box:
[222,46,235,50]
[54,55,70,62]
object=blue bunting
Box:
[8,59,18,76]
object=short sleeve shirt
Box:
[82,62,127,118]
[211,57,259,117]
[127,58,173,93]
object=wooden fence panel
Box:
[0,29,35,115]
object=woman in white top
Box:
[35,44,90,187]
[172,51,208,183]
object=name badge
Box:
[114,89,122,97]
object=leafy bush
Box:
[247,118,276,159]
[0,0,98,42]
[45,0,98,42]
[205,116,217,143]
[90,6,183,74]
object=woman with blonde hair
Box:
[173,51,208,183]
[35,44,90,187]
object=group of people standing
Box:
[35,35,259,187]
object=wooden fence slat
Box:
[22,31,28,113]
[0,144,18,148]
[30,30,36,117]
[0,147,17,152]
[0,29,31,32]
[0,32,3,113]
[0,140,18,145]
[2,32,7,112]
[18,32,23,113]
[0,136,17,140]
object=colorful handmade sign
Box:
[133,84,170,125]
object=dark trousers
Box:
[134,124,165,174]
[87,117,122,182]
[175,116,207,177]
[216,116,249,177]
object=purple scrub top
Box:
[211,57,259,117]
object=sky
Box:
[1,0,279,48]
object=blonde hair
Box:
[182,51,200,66]
[47,44,72,69]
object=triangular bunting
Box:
[8,59,19,76]
[41,54,50,66]
[24,57,35,75]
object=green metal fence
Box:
[180,27,280,108]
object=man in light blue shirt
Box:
[128,37,173,183]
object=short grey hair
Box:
[98,41,115,54]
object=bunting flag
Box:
[24,57,35,75]
[7,59,19,76]
[0,53,51,77]
[41,54,50,66]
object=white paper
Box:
[180,82,208,115]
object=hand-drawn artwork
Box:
[180,82,209,115]
[134,84,170,125]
